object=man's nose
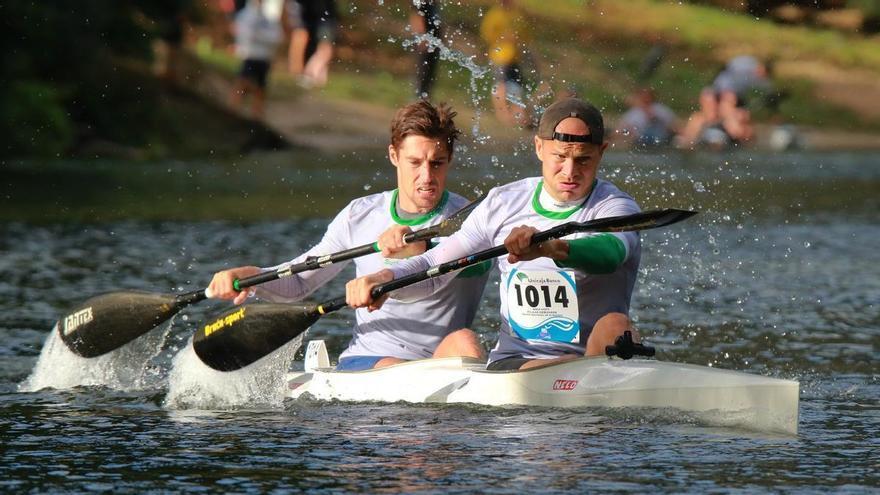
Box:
[418,161,433,177]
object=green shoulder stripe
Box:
[555,234,626,274]
[390,190,450,226]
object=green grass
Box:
[522,0,880,71]
[194,36,240,75]
[322,67,413,108]
[193,0,880,132]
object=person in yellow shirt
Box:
[480,0,541,127]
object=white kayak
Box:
[286,340,799,435]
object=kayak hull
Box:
[287,346,799,435]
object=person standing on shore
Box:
[410,0,442,98]
[288,0,338,88]
[479,0,542,127]
[230,0,283,119]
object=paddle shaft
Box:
[173,222,447,307]
[176,196,488,306]
[314,208,696,315]
[59,196,484,360]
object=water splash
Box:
[19,323,169,392]
[402,31,491,138]
[163,333,303,410]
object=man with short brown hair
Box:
[209,100,488,371]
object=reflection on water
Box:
[4,149,878,222]
[1,150,878,491]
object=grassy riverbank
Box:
[5,0,880,160]
[326,0,880,130]
[181,0,880,154]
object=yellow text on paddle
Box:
[203,307,246,337]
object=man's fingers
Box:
[378,226,413,256]
[345,279,358,307]
[346,278,374,308]
[233,291,249,305]
[368,293,390,312]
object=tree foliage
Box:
[0,0,193,158]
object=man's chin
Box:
[555,189,586,202]
[415,198,439,211]
[403,192,440,212]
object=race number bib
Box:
[506,269,580,343]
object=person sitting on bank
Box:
[347,98,643,371]
[616,87,679,147]
[208,100,490,371]
[678,55,773,148]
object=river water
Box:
[1,149,878,493]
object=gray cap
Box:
[537,98,604,145]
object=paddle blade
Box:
[57,291,182,358]
[433,194,486,237]
[587,208,697,233]
[192,303,320,372]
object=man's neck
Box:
[395,197,435,216]
[395,201,433,219]
[539,186,588,212]
[390,189,448,226]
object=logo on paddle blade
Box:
[203,307,247,337]
[552,379,578,391]
[63,307,94,336]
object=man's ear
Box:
[534,135,543,161]
[388,144,399,168]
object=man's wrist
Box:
[543,239,569,261]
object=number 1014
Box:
[513,284,570,308]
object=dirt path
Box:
[184,51,880,153]
[261,91,880,152]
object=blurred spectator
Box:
[479,0,542,127]
[150,0,193,86]
[616,87,678,147]
[678,55,773,148]
[410,0,441,98]
[288,0,338,88]
[230,0,283,119]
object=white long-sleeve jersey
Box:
[254,190,490,361]
[388,177,641,363]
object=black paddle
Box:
[192,208,698,372]
[56,196,485,358]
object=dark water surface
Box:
[1,150,878,493]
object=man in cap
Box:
[346,98,642,370]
